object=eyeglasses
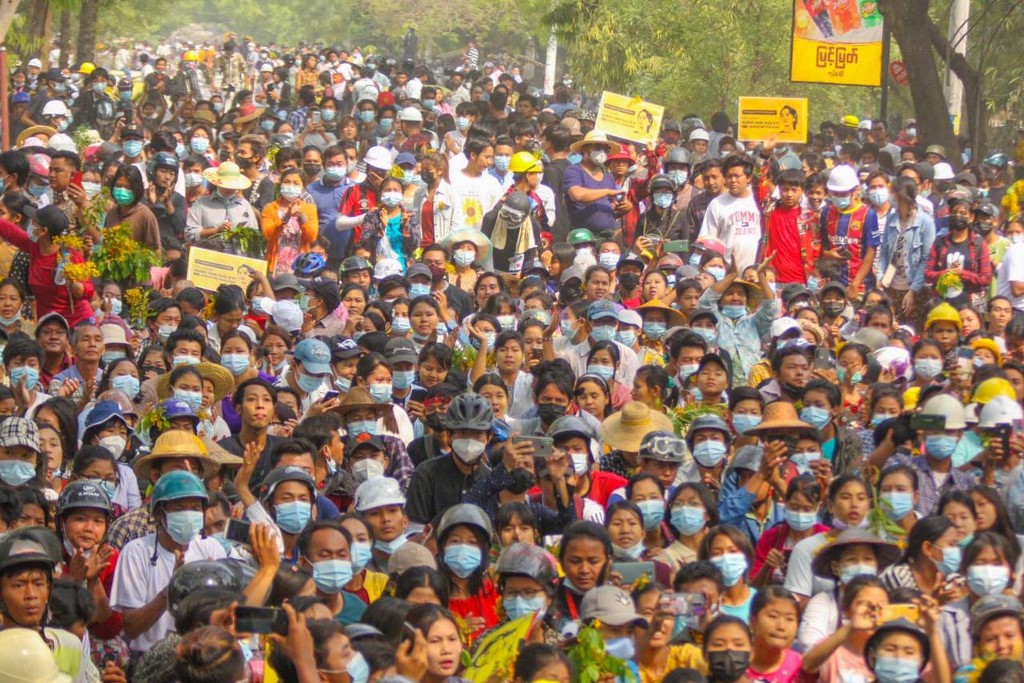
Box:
[504,588,545,600]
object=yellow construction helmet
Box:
[509,151,543,174]
[972,378,1017,406]
[183,50,200,62]
[78,62,96,75]
[924,302,962,332]
[841,115,860,128]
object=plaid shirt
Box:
[889,451,976,516]
[106,505,155,550]
[599,450,637,479]
[288,106,309,134]
[924,233,992,294]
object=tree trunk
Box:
[57,7,70,68]
[878,0,960,167]
[76,0,97,65]
[0,0,21,45]
[26,0,52,67]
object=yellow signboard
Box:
[737,97,809,143]
[186,247,267,292]
[462,613,538,683]
[790,0,884,86]
[595,91,665,147]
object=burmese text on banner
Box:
[790,0,884,86]
[595,91,665,147]
[737,97,809,143]
[186,247,268,292]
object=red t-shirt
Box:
[448,577,500,642]
[765,204,806,284]
[61,547,122,639]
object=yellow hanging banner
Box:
[790,0,884,87]
[737,97,809,143]
[462,613,539,683]
[594,91,665,147]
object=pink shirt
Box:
[747,649,802,683]
[818,644,872,683]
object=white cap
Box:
[354,477,406,512]
[617,309,642,329]
[254,297,303,334]
[27,58,41,69]
[47,133,76,153]
[41,100,70,117]
[769,316,801,340]
[858,119,872,130]
[933,162,955,180]
[373,258,403,280]
[826,164,859,192]
[688,128,710,143]
[978,395,1024,429]
[363,145,393,172]
[259,63,273,73]
[397,106,423,123]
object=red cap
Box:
[377,91,395,107]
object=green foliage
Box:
[567,624,635,683]
[220,224,265,258]
[90,222,161,285]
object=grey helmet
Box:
[496,542,559,593]
[436,503,493,542]
[443,392,494,431]
[57,480,113,519]
[664,146,691,167]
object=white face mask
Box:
[352,458,385,483]
[98,435,127,458]
[452,438,486,464]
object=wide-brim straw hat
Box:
[745,401,817,438]
[133,430,218,481]
[16,125,57,147]
[441,228,492,267]
[202,161,253,190]
[636,301,686,328]
[570,130,616,154]
[332,385,390,419]
[156,362,235,404]
[811,528,902,579]
[601,400,675,452]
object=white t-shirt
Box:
[111,533,226,651]
[449,169,502,230]
[997,242,1024,310]
[798,590,840,651]
[698,191,762,271]
[783,532,836,598]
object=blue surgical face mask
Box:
[172,355,201,367]
[642,321,666,340]
[350,541,373,574]
[560,320,576,338]
[800,405,831,430]
[164,509,203,545]
[358,110,376,123]
[637,499,665,530]
[670,506,706,536]
[379,118,394,132]
[391,316,411,334]
[710,552,747,587]
[369,383,392,402]
[732,414,760,434]
[790,450,821,475]
[873,656,922,683]
[497,314,517,331]
[568,152,583,165]
[705,266,726,282]
[335,376,352,392]
[668,169,688,187]
[616,329,637,347]
[692,440,727,468]
[692,327,717,346]
[613,540,645,560]
[831,194,852,210]
[721,304,746,319]
[590,324,616,343]
[348,420,377,436]
[504,594,547,620]
[190,138,210,154]
[111,375,140,398]
[392,370,415,390]
[86,478,116,501]
[9,366,39,392]
[324,165,347,182]
[914,358,943,380]
[443,544,482,578]
[296,371,324,394]
[101,350,126,365]
[0,460,36,486]
[652,192,673,209]
[321,109,337,123]
[604,636,635,661]
[221,353,251,376]
[409,282,431,298]
[173,389,203,412]
[122,140,143,158]
[785,508,818,532]
[806,276,820,292]
[839,563,877,584]
[310,558,353,594]
[586,364,614,382]
[275,501,312,534]
[456,116,470,131]
[967,564,1010,597]
[375,535,407,554]
[924,434,958,459]
[881,491,914,521]
[346,652,370,683]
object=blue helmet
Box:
[149,470,208,513]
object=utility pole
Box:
[944,0,970,124]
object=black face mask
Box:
[506,467,536,494]
[425,412,447,431]
[619,273,640,291]
[421,170,437,186]
[537,403,567,425]
[948,215,970,232]
[822,301,845,317]
[234,156,253,171]
[303,163,321,177]
[141,365,165,378]
[782,382,804,401]
[974,221,994,236]
[707,650,750,683]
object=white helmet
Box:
[920,393,967,430]
[688,128,709,143]
[0,627,71,683]
[978,395,1024,429]
[826,164,859,193]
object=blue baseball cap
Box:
[159,398,199,423]
[587,300,619,322]
[395,152,417,168]
[293,338,332,376]
[82,400,133,442]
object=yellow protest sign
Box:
[186,247,267,292]
[463,613,538,683]
[737,97,809,143]
[595,91,664,147]
[790,0,884,86]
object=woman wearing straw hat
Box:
[184,161,258,243]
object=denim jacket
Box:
[697,287,779,384]
[877,209,936,292]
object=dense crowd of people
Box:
[2,33,1024,683]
